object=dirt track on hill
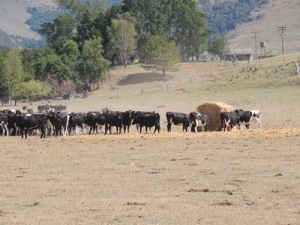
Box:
[1,129,300,225]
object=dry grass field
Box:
[1,56,300,224]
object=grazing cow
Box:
[105,111,124,135]
[132,112,160,134]
[189,112,209,132]
[0,113,9,136]
[166,112,189,132]
[123,110,134,133]
[16,113,48,138]
[220,110,239,132]
[68,113,86,135]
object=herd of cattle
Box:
[0,106,261,138]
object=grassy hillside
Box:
[226,0,300,55]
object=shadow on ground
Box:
[117,72,172,86]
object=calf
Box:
[132,112,160,134]
[189,112,209,132]
[220,110,239,132]
[166,112,189,132]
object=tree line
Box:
[0,0,215,102]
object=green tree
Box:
[141,35,180,76]
[174,2,210,61]
[54,0,110,19]
[75,10,101,51]
[94,4,123,57]
[207,35,229,60]
[107,13,137,67]
[15,80,51,100]
[122,0,210,60]
[77,36,110,90]
[3,49,24,100]
[0,51,9,101]
[39,13,77,45]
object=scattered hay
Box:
[197,102,235,131]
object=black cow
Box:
[132,111,153,131]
[69,113,86,135]
[123,110,134,133]
[132,112,160,134]
[220,110,239,132]
[16,113,48,138]
[237,109,262,130]
[48,112,70,136]
[84,111,105,134]
[189,112,209,132]
[0,113,9,136]
[237,109,252,130]
[166,112,189,132]
[105,111,124,135]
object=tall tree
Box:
[122,0,210,60]
[77,36,110,90]
[39,13,77,44]
[75,10,101,51]
[141,35,180,76]
[0,51,9,101]
[107,13,137,67]
[3,49,24,100]
[207,35,229,60]
[54,0,110,19]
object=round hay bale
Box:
[197,102,236,131]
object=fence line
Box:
[46,73,215,105]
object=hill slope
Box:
[0,0,299,53]
[0,0,56,40]
[226,0,300,54]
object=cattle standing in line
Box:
[68,113,86,135]
[220,110,239,132]
[189,112,209,132]
[237,109,261,130]
[84,111,104,134]
[16,113,48,138]
[237,109,252,130]
[48,112,70,136]
[105,111,124,135]
[123,110,134,133]
[132,112,160,134]
[132,111,153,131]
[0,113,9,136]
[166,112,189,132]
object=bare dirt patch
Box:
[1,130,300,224]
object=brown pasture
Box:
[1,60,300,224]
